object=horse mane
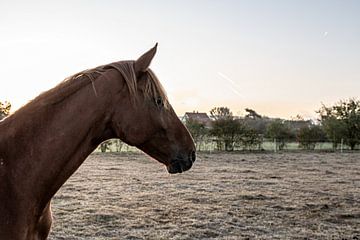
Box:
[28,61,168,109]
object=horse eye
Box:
[155,97,163,107]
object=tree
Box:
[266,119,293,150]
[320,116,346,149]
[209,107,248,151]
[297,125,326,150]
[243,116,272,136]
[210,118,246,151]
[240,127,263,150]
[210,107,232,120]
[99,139,124,152]
[112,139,124,152]
[185,119,208,151]
[0,101,11,120]
[99,140,113,152]
[318,98,360,150]
[245,108,262,119]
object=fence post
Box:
[341,138,344,153]
[274,138,277,153]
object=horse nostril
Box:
[190,151,196,163]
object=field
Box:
[49,152,360,240]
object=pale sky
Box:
[1,0,359,119]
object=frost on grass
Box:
[49,152,360,240]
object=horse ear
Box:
[134,43,158,75]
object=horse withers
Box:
[0,44,196,240]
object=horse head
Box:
[110,44,196,174]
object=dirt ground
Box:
[49,152,360,240]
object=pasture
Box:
[49,152,360,239]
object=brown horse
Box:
[0,44,196,240]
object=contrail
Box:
[218,72,236,85]
[217,72,244,98]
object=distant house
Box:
[285,119,312,131]
[183,112,212,128]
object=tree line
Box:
[1,99,359,152]
[0,101,11,120]
[186,98,360,151]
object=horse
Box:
[0,44,196,240]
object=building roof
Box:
[184,112,212,126]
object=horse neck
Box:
[1,76,119,208]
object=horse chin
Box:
[138,142,196,174]
[166,160,193,174]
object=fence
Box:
[96,138,359,153]
[198,138,359,152]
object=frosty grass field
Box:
[49,152,360,240]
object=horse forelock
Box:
[108,61,169,108]
[145,68,169,109]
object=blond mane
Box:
[30,61,168,109]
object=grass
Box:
[49,152,360,239]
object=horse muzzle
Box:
[167,150,196,174]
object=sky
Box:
[0,0,359,119]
